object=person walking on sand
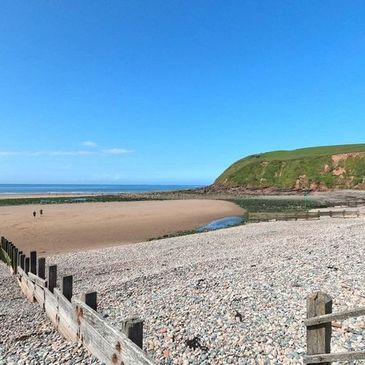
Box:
[40,209,43,216]
[33,211,36,218]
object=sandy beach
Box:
[0,199,244,255]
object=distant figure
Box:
[40,209,43,216]
[33,211,36,218]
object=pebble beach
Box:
[2,214,365,364]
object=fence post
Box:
[82,291,97,311]
[13,247,18,274]
[18,251,23,266]
[307,291,332,365]
[48,265,57,293]
[9,243,13,264]
[62,275,73,302]
[30,251,37,275]
[122,318,144,349]
[9,241,13,257]
[20,254,25,270]
[38,257,46,279]
[25,257,30,274]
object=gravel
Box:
[3,214,365,364]
[0,263,100,364]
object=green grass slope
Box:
[216,144,365,190]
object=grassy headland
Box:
[215,143,365,191]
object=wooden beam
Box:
[306,292,332,365]
[305,350,365,363]
[28,272,48,288]
[73,298,155,364]
[53,288,79,342]
[17,267,36,303]
[305,306,365,326]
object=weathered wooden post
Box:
[307,291,332,365]
[13,247,18,274]
[82,291,97,311]
[8,241,13,258]
[11,246,14,268]
[62,275,73,302]
[38,257,46,279]
[25,257,30,274]
[48,265,57,293]
[18,250,23,264]
[20,254,25,270]
[122,318,144,349]
[30,251,37,275]
[8,242,13,263]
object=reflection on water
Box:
[197,216,244,232]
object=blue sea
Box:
[0,184,202,195]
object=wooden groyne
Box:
[248,209,360,223]
[0,237,156,365]
[305,292,365,364]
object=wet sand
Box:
[0,200,244,255]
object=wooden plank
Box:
[306,292,332,365]
[18,266,26,277]
[73,298,156,365]
[28,272,48,288]
[17,270,36,303]
[34,283,45,307]
[18,267,45,306]
[248,211,320,222]
[44,287,59,328]
[305,306,365,326]
[25,257,30,274]
[53,288,79,342]
[305,350,365,363]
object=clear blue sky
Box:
[1,1,365,185]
